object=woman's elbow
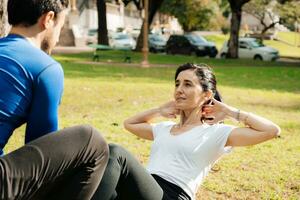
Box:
[123,120,130,131]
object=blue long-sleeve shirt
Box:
[0,34,64,155]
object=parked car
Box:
[165,34,218,57]
[86,29,98,44]
[130,28,141,40]
[86,29,115,45]
[109,33,136,49]
[148,34,167,53]
[220,38,279,61]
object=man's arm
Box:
[25,64,64,143]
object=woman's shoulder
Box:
[208,123,236,135]
[153,121,176,128]
[210,123,235,129]
[152,121,175,132]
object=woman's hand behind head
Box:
[159,101,179,119]
[202,98,229,124]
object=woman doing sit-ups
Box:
[92,63,280,200]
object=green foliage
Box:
[219,0,230,18]
[160,0,227,31]
[276,1,300,31]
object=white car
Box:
[148,34,167,53]
[109,33,136,50]
[220,38,279,61]
[86,29,97,45]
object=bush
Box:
[221,26,230,34]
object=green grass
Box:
[203,32,300,58]
[205,34,229,50]
[204,34,229,50]
[4,52,300,199]
[265,40,300,58]
[276,32,300,47]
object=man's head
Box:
[8,0,69,54]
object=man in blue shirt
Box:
[0,0,109,199]
[0,2,65,155]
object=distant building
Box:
[59,0,182,46]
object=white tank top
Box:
[147,121,234,199]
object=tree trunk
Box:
[135,0,164,51]
[97,0,109,45]
[0,0,10,38]
[227,8,241,58]
[227,0,250,58]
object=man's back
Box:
[0,34,64,155]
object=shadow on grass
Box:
[57,53,300,93]
[54,51,300,67]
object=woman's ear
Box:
[204,90,213,102]
[200,90,213,106]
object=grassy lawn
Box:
[204,32,300,58]
[205,34,229,50]
[276,32,300,47]
[4,52,300,199]
[265,40,300,58]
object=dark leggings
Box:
[92,144,191,200]
[0,125,109,200]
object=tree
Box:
[276,0,300,31]
[0,0,9,37]
[135,0,164,51]
[160,0,220,32]
[97,0,109,45]
[244,0,280,41]
[227,0,250,59]
[97,0,142,45]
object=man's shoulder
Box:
[0,36,61,78]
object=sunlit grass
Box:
[204,34,229,50]
[265,40,300,58]
[204,32,300,58]
[277,31,300,47]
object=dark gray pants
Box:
[92,144,191,200]
[0,125,109,200]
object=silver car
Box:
[148,34,167,53]
[220,38,279,61]
[109,33,136,50]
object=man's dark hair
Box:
[8,0,69,27]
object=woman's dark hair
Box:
[175,63,222,102]
[175,63,223,123]
[8,0,69,27]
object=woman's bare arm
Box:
[203,98,281,147]
[124,101,178,140]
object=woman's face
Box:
[174,70,207,110]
